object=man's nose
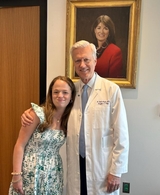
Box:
[79,59,86,67]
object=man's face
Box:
[72,46,97,83]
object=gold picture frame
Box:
[65,0,141,88]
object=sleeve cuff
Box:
[110,173,121,177]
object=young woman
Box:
[91,15,123,78]
[9,76,76,195]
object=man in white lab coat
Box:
[66,40,129,195]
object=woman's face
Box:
[52,80,72,110]
[94,22,109,43]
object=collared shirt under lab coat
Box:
[66,73,129,195]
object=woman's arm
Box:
[11,110,40,194]
[109,47,123,78]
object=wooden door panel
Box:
[0,6,40,194]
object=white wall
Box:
[47,0,160,194]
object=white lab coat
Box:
[66,74,129,195]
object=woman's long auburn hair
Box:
[38,76,76,136]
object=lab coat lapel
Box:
[86,74,102,109]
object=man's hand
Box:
[21,108,33,127]
[106,173,120,193]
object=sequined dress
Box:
[9,103,65,195]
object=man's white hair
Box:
[70,40,97,60]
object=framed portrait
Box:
[65,0,141,88]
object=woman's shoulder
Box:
[107,43,121,51]
[31,103,45,124]
[101,43,122,57]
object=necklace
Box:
[96,41,109,58]
[51,116,61,130]
[54,116,61,123]
[57,119,60,123]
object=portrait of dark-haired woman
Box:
[91,15,123,78]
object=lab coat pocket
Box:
[102,134,113,149]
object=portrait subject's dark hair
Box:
[91,15,116,46]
